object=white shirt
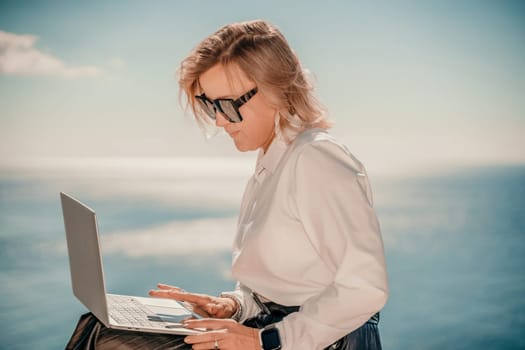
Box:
[224,128,389,350]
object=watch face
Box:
[261,328,281,350]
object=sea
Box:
[0,159,524,350]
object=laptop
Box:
[60,192,203,335]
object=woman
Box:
[149,19,389,350]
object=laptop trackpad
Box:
[132,296,196,322]
[134,296,188,309]
[147,306,195,323]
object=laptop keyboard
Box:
[107,294,167,328]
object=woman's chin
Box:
[233,144,249,152]
[232,140,255,153]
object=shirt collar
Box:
[254,132,289,183]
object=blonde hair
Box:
[178,19,330,136]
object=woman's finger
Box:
[156,283,184,291]
[183,318,237,331]
[148,289,177,299]
[148,289,210,304]
[189,305,210,318]
[167,290,214,305]
[147,290,210,317]
[188,305,211,318]
[190,338,231,350]
[190,341,222,350]
[184,329,227,344]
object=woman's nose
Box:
[215,111,230,127]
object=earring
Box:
[274,111,282,137]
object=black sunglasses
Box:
[195,87,258,123]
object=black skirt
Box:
[66,304,382,350]
[65,313,190,350]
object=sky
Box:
[1,0,524,176]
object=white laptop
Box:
[60,192,203,335]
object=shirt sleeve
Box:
[276,141,389,350]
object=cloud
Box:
[0,30,102,78]
[101,217,237,258]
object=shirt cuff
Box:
[219,292,243,322]
[220,285,261,323]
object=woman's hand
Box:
[148,283,238,319]
[183,318,260,350]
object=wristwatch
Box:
[259,325,282,350]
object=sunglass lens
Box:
[197,98,216,119]
[217,100,242,123]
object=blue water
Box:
[0,165,524,349]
